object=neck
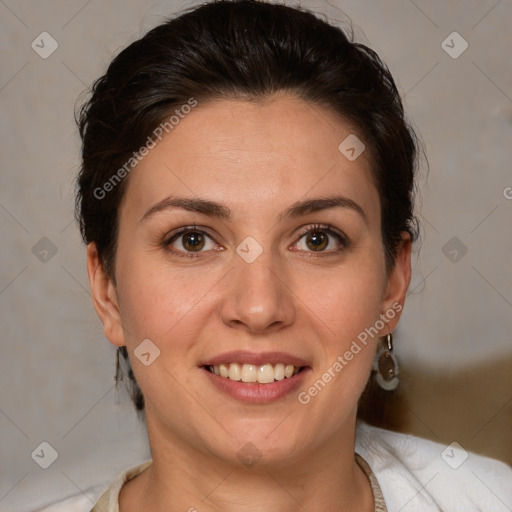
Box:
[119,417,374,512]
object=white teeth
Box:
[241,364,258,383]
[228,363,241,381]
[219,363,229,378]
[284,364,294,378]
[274,363,285,381]
[209,362,302,384]
[257,364,275,384]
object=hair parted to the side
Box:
[75,0,421,429]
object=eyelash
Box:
[162,223,348,259]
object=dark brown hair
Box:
[75,0,420,427]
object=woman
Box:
[58,0,511,510]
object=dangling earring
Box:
[373,332,400,390]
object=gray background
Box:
[1,0,511,510]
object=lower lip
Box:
[202,367,310,404]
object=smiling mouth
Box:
[205,363,304,384]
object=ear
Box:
[380,232,412,333]
[86,243,126,347]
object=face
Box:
[88,93,411,468]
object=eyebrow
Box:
[139,195,368,225]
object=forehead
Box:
[119,94,380,224]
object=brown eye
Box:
[181,231,205,252]
[165,228,217,256]
[294,224,347,255]
[305,231,328,251]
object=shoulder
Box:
[34,460,152,512]
[32,484,106,511]
[355,420,512,512]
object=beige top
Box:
[90,453,387,512]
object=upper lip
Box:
[200,351,309,368]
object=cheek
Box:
[117,266,214,341]
[114,264,216,408]
[295,269,385,416]
[300,261,386,342]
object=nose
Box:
[219,248,295,334]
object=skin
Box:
[87,93,411,511]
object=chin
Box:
[204,422,308,469]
